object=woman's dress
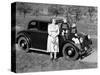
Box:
[47,24,59,52]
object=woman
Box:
[47,18,59,61]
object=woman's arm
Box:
[48,24,52,36]
[56,25,60,36]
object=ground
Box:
[16,44,97,73]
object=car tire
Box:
[17,36,30,52]
[62,43,79,61]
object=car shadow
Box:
[28,49,50,55]
[28,49,62,59]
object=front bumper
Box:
[79,45,94,59]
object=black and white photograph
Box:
[11,2,97,73]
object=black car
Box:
[16,19,93,61]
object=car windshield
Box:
[61,23,69,30]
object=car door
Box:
[36,21,48,50]
[28,21,42,49]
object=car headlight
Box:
[80,37,83,43]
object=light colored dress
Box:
[47,23,59,52]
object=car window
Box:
[28,21,38,30]
[30,21,36,26]
[38,22,48,32]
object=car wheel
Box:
[62,43,79,61]
[18,36,29,52]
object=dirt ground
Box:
[15,44,97,73]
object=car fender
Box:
[16,31,32,47]
[62,40,79,52]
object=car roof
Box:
[30,18,63,23]
[30,19,50,23]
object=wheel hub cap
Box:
[20,40,27,50]
[68,50,72,55]
[66,47,75,57]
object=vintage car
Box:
[16,19,93,61]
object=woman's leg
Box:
[54,52,58,62]
[54,52,57,59]
[50,52,53,60]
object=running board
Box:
[29,48,47,52]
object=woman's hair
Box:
[50,16,56,23]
